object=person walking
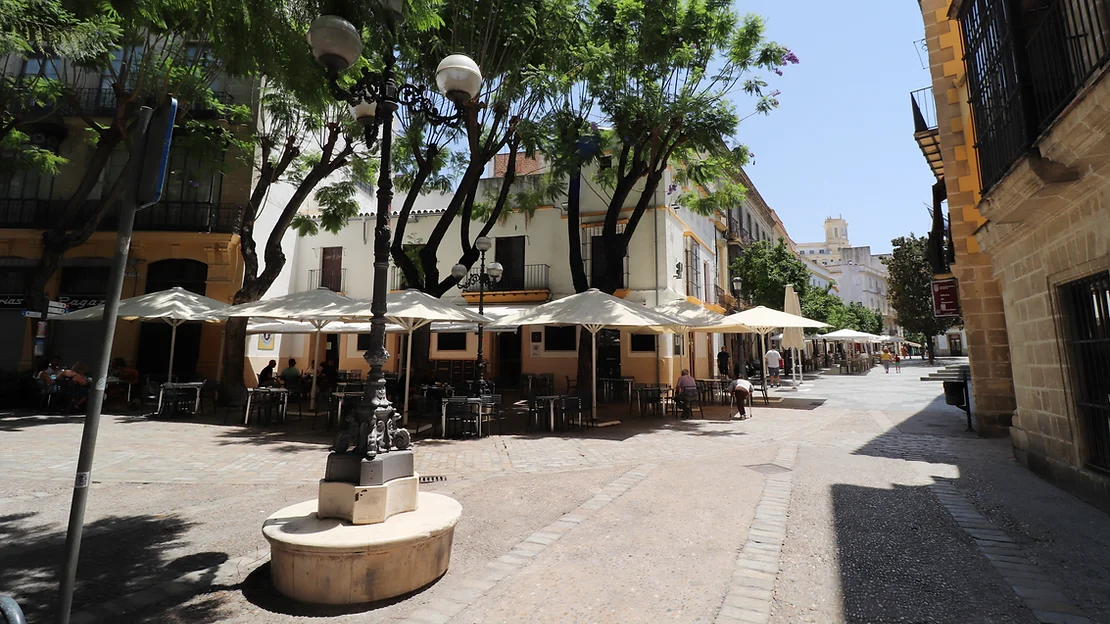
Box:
[764,347,783,388]
[881,348,892,373]
[717,346,731,378]
[893,350,902,373]
[729,376,754,420]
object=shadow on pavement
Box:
[830,482,1033,623]
[0,413,86,432]
[0,511,226,622]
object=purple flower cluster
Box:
[784,49,800,64]
[667,183,678,194]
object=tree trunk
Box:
[222,316,248,391]
[926,336,936,365]
[409,325,433,385]
[575,330,593,405]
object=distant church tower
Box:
[824,215,849,252]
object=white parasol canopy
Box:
[56,286,229,381]
[822,328,882,342]
[782,286,805,388]
[695,305,827,386]
[652,299,724,377]
[504,289,687,419]
[340,290,491,423]
[226,288,354,408]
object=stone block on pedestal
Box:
[318,475,418,525]
[324,450,414,485]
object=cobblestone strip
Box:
[929,481,1092,624]
[716,446,798,624]
[68,549,270,624]
[401,463,658,624]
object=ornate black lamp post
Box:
[307,5,482,457]
[451,236,502,394]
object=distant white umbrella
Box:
[822,328,882,342]
[504,289,686,419]
[696,305,827,387]
[340,290,491,424]
[653,299,724,378]
[782,286,806,388]
[225,288,353,409]
[57,286,228,381]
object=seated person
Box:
[36,357,62,394]
[279,358,300,387]
[59,362,90,410]
[109,357,140,383]
[258,359,277,387]
[674,369,697,419]
[729,377,754,419]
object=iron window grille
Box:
[582,224,630,288]
[1059,270,1110,472]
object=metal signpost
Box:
[56,99,176,624]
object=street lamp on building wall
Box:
[452,236,502,394]
[307,3,482,457]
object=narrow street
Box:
[3,360,1108,623]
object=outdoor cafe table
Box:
[244,387,289,425]
[157,381,204,415]
[535,395,564,431]
[106,376,133,403]
[328,391,362,429]
[440,397,485,438]
[599,378,635,404]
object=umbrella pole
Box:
[167,321,179,382]
[592,329,598,421]
[403,328,414,426]
[216,326,226,382]
[310,330,322,410]
[761,333,768,390]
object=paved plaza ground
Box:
[2,359,1110,623]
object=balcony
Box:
[11,87,235,119]
[461,263,550,304]
[0,199,243,234]
[309,268,346,292]
[911,86,944,180]
[959,0,1110,191]
[725,215,753,246]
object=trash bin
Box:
[943,380,967,407]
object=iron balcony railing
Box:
[960,0,1110,190]
[911,86,938,133]
[0,199,243,234]
[309,268,346,292]
[461,263,550,292]
[10,87,235,117]
[726,215,752,245]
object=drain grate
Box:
[744,463,792,475]
[419,475,447,484]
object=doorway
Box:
[498,330,522,387]
[948,334,963,356]
[597,329,621,379]
[137,260,207,381]
[495,236,525,290]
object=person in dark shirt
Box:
[717,347,731,378]
[258,359,276,386]
[319,359,339,392]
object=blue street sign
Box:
[137,97,178,209]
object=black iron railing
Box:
[309,268,346,292]
[726,215,753,245]
[462,263,550,292]
[960,0,1110,190]
[10,87,235,117]
[0,199,242,233]
[911,86,939,133]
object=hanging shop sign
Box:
[932,277,960,318]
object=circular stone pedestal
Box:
[262,492,462,605]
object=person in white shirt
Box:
[764,348,783,388]
[729,377,754,419]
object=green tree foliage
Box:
[730,239,810,310]
[884,234,961,362]
[13,0,302,314]
[386,0,580,297]
[544,0,796,294]
[801,286,884,335]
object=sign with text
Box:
[932,277,961,318]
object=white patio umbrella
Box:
[697,306,827,388]
[339,290,491,424]
[225,288,353,409]
[653,299,724,378]
[56,286,229,381]
[822,328,882,342]
[782,286,806,389]
[503,289,686,419]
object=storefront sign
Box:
[932,277,960,318]
[0,295,25,309]
[55,295,106,310]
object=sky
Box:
[729,1,938,254]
